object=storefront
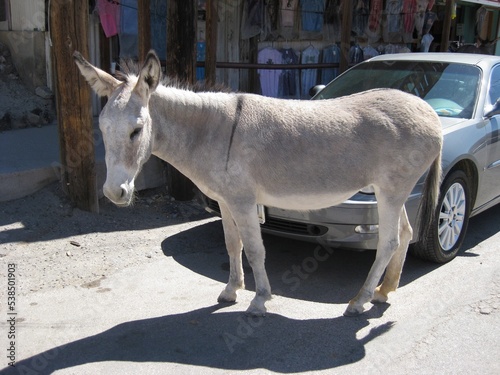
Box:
[94,1,500,99]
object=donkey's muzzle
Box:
[103,181,134,207]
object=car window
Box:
[315,60,481,119]
[488,64,500,106]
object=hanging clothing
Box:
[97,0,120,38]
[421,33,434,52]
[368,0,383,33]
[258,47,283,98]
[280,48,300,98]
[241,0,266,39]
[349,44,364,65]
[352,0,369,36]
[415,0,430,36]
[300,45,320,98]
[196,41,206,81]
[321,44,340,84]
[386,0,403,34]
[300,0,325,32]
[402,0,417,34]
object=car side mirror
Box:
[309,85,326,98]
[484,98,500,118]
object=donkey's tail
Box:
[417,151,442,243]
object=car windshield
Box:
[314,60,481,119]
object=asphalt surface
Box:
[1,196,499,374]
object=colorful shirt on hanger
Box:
[258,47,283,98]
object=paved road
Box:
[2,204,499,374]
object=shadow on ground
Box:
[3,303,393,374]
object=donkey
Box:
[74,50,442,317]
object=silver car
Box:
[205,53,500,263]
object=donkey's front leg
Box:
[231,204,272,316]
[217,203,245,303]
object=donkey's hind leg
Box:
[345,197,405,316]
[217,202,245,303]
[373,206,413,303]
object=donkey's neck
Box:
[149,85,235,180]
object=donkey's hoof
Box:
[245,301,267,317]
[344,303,365,317]
[372,287,389,304]
[218,289,237,303]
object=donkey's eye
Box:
[130,127,142,140]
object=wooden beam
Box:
[340,0,352,73]
[138,0,151,61]
[50,0,98,213]
[205,0,218,85]
[167,0,197,82]
[165,0,197,200]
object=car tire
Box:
[411,170,472,263]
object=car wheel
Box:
[411,170,472,263]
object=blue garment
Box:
[196,41,206,81]
[258,47,283,98]
[300,45,320,98]
[120,0,138,59]
[300,0,325,32]
[280,48,300,98]
[321,44,340,84]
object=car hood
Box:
[439,116,471,129]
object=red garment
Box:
[368,0,383,32]
[403,0,417,33]
[97,0,120,38]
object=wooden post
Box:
[166,0,197,200]
[138,0,151,61]
[205,0,218,85]
[167,0,197,82]
[441,0,455,52]
[50,0,98,213]
[340,0,353,73]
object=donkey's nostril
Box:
[120,187,126,198]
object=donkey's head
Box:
[74,51,161,206]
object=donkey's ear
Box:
[73,51,122,97]
[133,50,161,103]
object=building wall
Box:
[0,0,47,91]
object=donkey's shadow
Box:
[4,304,392,374]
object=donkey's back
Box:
[226,88,442,211]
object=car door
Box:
[477,64,500,209]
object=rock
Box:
[35,86,53,99]
[0,111,11,131]
[26,112,41,126]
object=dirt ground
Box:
[0,182,219,296]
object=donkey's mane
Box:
[116,58,232,93]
